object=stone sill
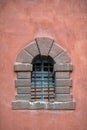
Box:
[12,100,76,110]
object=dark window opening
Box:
[31,55,55,102]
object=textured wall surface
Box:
[0,0,87,130]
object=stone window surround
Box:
[12,37,76,110]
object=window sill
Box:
[12,100,76,110]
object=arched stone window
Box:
[12,37,75,110]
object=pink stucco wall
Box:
[0,0,87,130]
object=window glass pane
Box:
[36,67,41,71]
[33,67,35,71]
[44,67,48,71]
[49,63,53,66]
[50,68,53,72]
[44,63,48,66]
[36,63,41,66]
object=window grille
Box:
[31,55,55,102]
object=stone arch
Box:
[13,37,75,110]
[16,37,71,64]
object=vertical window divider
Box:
[48,63,50,102]
[35,64,36,101]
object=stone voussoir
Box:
[49,41,64,58]
[36,37,53,55]
[24,40,39,57]
[54,51,71,64]
[16,50,33,63]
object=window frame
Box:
[12,37,75,110]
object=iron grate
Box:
[31,57,55,102]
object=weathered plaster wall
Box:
[0,0,87,130]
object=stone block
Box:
[15,94,31,100]
[47,101,76,110]
[17,87,31,94]
[25,40,39,57]
[12,101,76,110]
[15,79,31,87]
[54,63,73,72]
[17,72,31,79]
[14,63,32,72]
[12,101,45,110]
[12,100,76,110]
[55,87,70,94]
[54,51,71,64]
[16,50,33,63]
[36,37,53,55]
[49,42,64,58]
[55,72,70,79]
[56,79,72,86]
[55,94,73,102]
[12,100,29,110]
[29,102,44,110]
